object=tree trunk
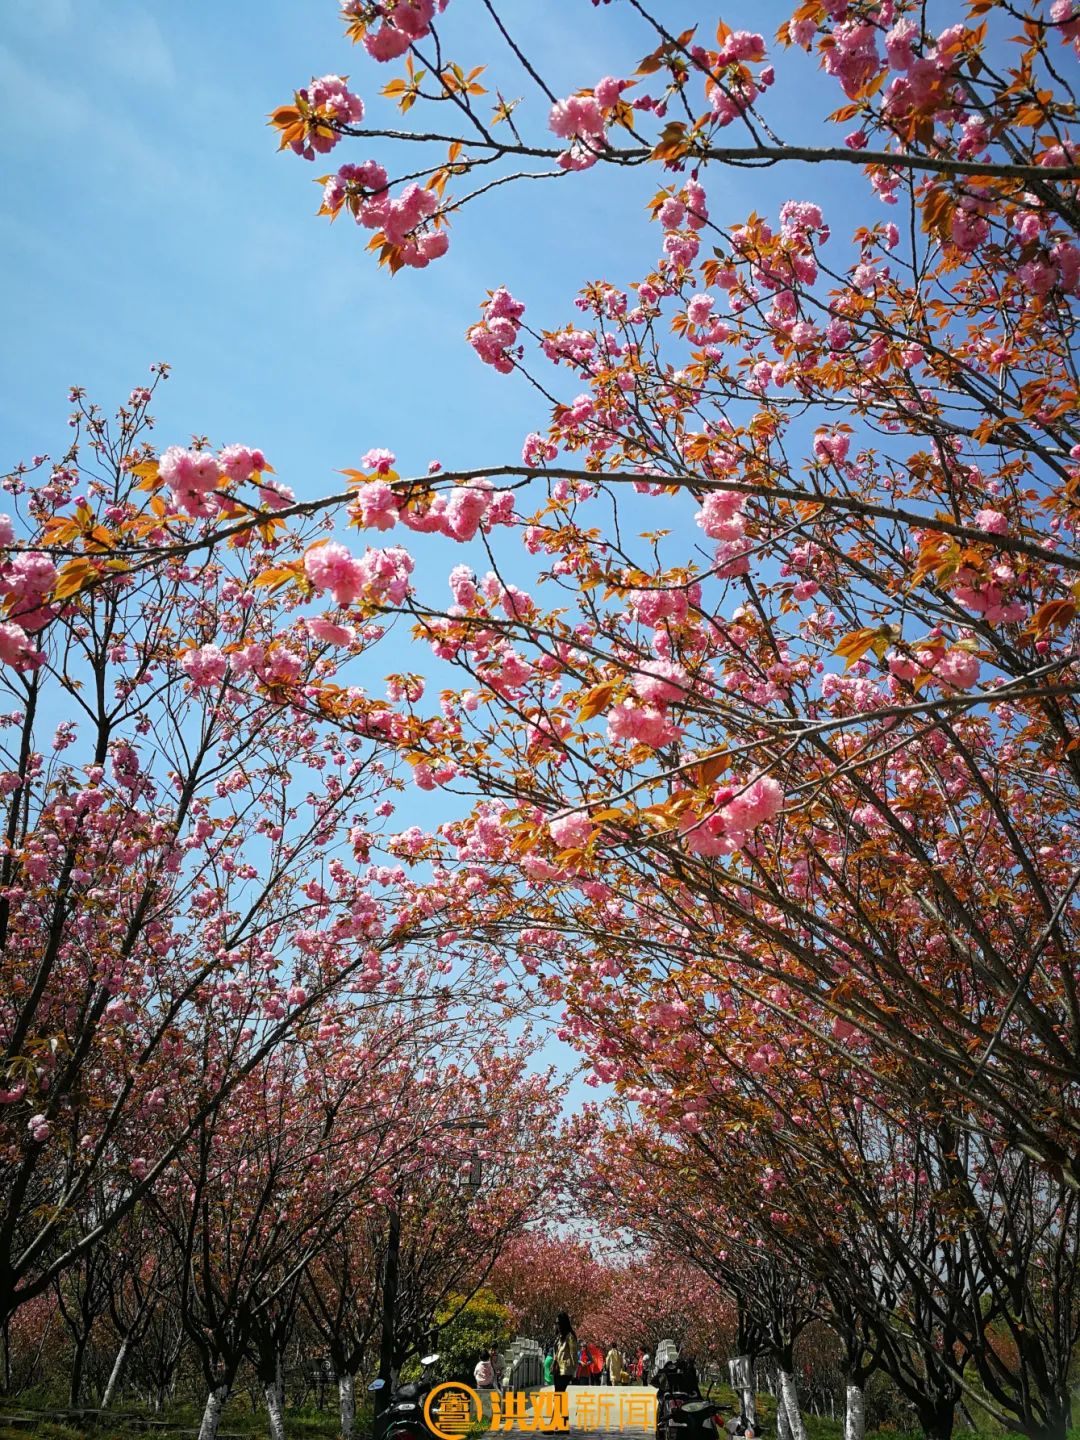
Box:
[69,1334,88,1408]
[338,1373,356,1440]
[265,1380,286,1440]
[1028,1410,1070,1440]
[844,1384,865,1440]
[778,1371,808,1440]
[101,1337,130,1408]
[775,1387,792,1440]
[728,1355,756,1424]
[198,1384,230,1440]
[915,1396,955,1440]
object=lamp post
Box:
[375,1119,485,1411]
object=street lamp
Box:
[375,1117,486,1409]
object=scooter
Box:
[655,1359,720,1440]
[369,1352,443,1440]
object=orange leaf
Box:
[1030,600,1076,636]
[578,681,618,721]
[51,558,101,602]
[833,629,879,668]
[252,565,300,593]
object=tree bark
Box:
[338,1373,356,1440]
[198,1384,230,1440]
[265,1380,287,1440]
[69,1334,88,1409]
[775,1385,792,1440]
[778,1371,808,1440]
[844,1384,865,1440]
[728,1355,755,1424]
[101,1336,130,1408]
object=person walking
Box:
[543,1349,554,1387]
[587,1342,604,1385]
[489,1345,505,1397]
[606,1344,626,1386]
[552,1312,578,1395]
[474,1351,495,1389]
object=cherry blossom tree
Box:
[258,0,1080,1193]
[488,1231,614,1345]
[6,0,1080,1428]
[0,376,528,1339]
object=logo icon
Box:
[424,1382,483,1440]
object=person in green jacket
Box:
[543,1350,555,1385]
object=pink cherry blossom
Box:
[308,615,357,646]
[522,433,558,465]
[218,444,267,482]
[469,286,525,373]
[159,446,221,516]
[935,650,981,690]
[291,75,364,158]
[594,76,627,108]
[352,481,400,531]
[607,702,680,748]
[549,811,594,849]
[180,645,228,688]
[27,1115,51,1143]
[813,429,851,465]
[304,541,368,606]
[821,22,880,98]
[5,551,57,609]
[695,490,745,539]
[362,448,397,476]
[632,658,690,705]
[0,623,40,670]
[444,484,491,541]
[974,509,1008,535]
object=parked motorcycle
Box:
[369,1352,443,1440]
[655,1358,720,1440]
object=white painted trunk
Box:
[778,1371,807,1440]
[775,1388,793,1440]
[728,1355,756,1424]
[844,1385,865,1440]
[338,1374,356,1440]
[265,1381,286,1440]
[198,1384,230,1440]
[101,1338,130,1408]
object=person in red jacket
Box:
[586,1342,605,1385]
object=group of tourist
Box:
[543,1312,655,1388]
[476,1316,765,1436]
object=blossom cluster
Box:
[0,531,57,670]
[350,475,514,541]
[703,31,773,127]
[657,179,709,271]
[344,0,448,63]
[291,74,364,160]
[678,773,784,857]
[303,540,415,607]
[321,162,449,267]
[158,444,279,518]
[468,287,526,373]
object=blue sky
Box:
[0,0,857,1108]
[0,0,839,482]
